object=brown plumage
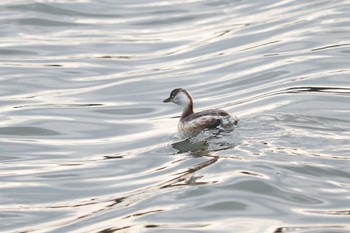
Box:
[163,88,238,138]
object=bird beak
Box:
[163,97,171,103]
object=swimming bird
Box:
[163,88,238,138]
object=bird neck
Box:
[181,101,194,119]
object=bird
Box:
[163,88,238,138]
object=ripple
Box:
[1,0,350,232]
[274,225,350,233]
[0,126,59,136]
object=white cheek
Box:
[172,96,179,104]
[175,92,189,106]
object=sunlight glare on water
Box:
[0,0,350,232]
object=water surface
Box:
[0,0,350,232]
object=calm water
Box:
[1,0,350,232]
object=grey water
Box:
[0,0,350,232]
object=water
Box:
[0,0,349,232]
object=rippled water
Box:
[1,0,350,232]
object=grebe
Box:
[163,88,238,138]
